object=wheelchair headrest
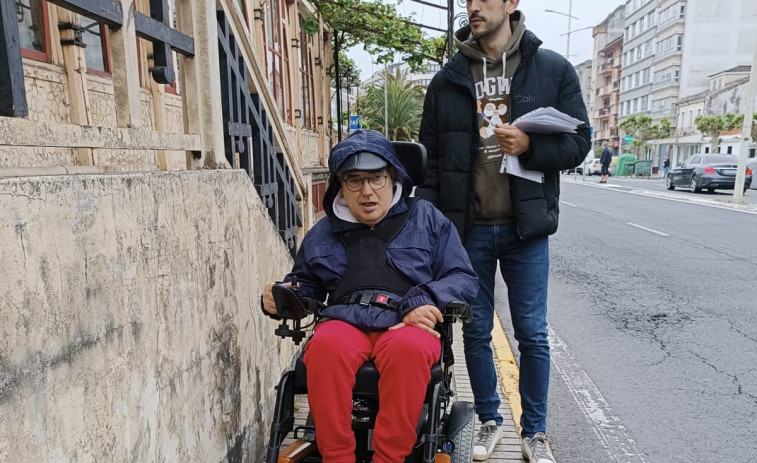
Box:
[390,142,427,187]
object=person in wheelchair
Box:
[261,129,478,463]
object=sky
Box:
[349,0,626,80]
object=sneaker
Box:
[521,432,556,463]
[472,420,502,461]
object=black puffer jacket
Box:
[417,23,590,242]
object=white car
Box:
[587,159,603,175]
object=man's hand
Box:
[262,281,292,315]
[389,304,443,338]
[494,124,530,156]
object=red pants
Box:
[303,320,441,463]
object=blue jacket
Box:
[600,148,612,167]
[285,130,478,330]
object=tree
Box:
[694,113,742,154]
[305,0,446,73]
[619,115,671,159]
[355,69,425,141]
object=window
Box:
[264,0,292,122]
[16,0,49,61]
[298,14,316,129]
[727,146,733,154]
[80,17,111,74]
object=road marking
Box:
[570,180,757,215]
[549,327,649,463]
[560,200,577,207]
[492,312,522,433]
[626,222,669,236]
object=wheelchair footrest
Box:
[277,440,317,463]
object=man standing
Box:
[600,142,612,183]
[662,155,671,179]
[417,0,590,461]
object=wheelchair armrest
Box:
[442,300,472,324]
[272,283,321,320]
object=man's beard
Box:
[469,13,508,40]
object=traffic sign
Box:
[349,115,362,131]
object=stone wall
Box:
[0,170,297,462]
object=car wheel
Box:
[690,176,701,193]
[666,176,675,190]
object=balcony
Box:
[655,46,682,60]
[599,62,616,74]
[653,76,679,89]
[596,105,617,118]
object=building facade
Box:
[591,4,625,154]
[615,0,756,165]
[574,59,594,122]
[618,0,657,130]
[1,0,334,459]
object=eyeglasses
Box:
[341,173,389,192]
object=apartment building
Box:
[618,0,657,129]
[593,35,625,155]
[668,66,755,165]
[617,0,755,163]
[591,5,625,154]
[574,59,594,120]
[649,0,686,121]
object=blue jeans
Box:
[463,224,550,437]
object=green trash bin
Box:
[634,160,652,177]
[616,154,637,177]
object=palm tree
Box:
[355,68,425,141]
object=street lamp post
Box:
[545,0,579,61]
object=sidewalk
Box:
[452,320,524,462]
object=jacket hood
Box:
[323,130,413,226]
[454,10,527,64]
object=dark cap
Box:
[336,151,388,176]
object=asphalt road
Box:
[496,175,757,462]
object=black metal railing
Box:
[217,11,301,257]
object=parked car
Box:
[563,153,594,175]
[586,159,616,176]
[666,153,753,193]
[586,159,602,175]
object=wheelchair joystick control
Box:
[271,278,319,345]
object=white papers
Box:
[511,107,584,134]
[500,107,583,183]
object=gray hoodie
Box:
[454,12,527,224]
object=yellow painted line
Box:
[491,311,522,434]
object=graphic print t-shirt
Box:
[455,16,525,223]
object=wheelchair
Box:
[264,142,476,463]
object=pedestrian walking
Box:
[417,0,591,461]
[662,155,670,179]
[600,142,612,184]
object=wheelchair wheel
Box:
[448,405,474,462]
